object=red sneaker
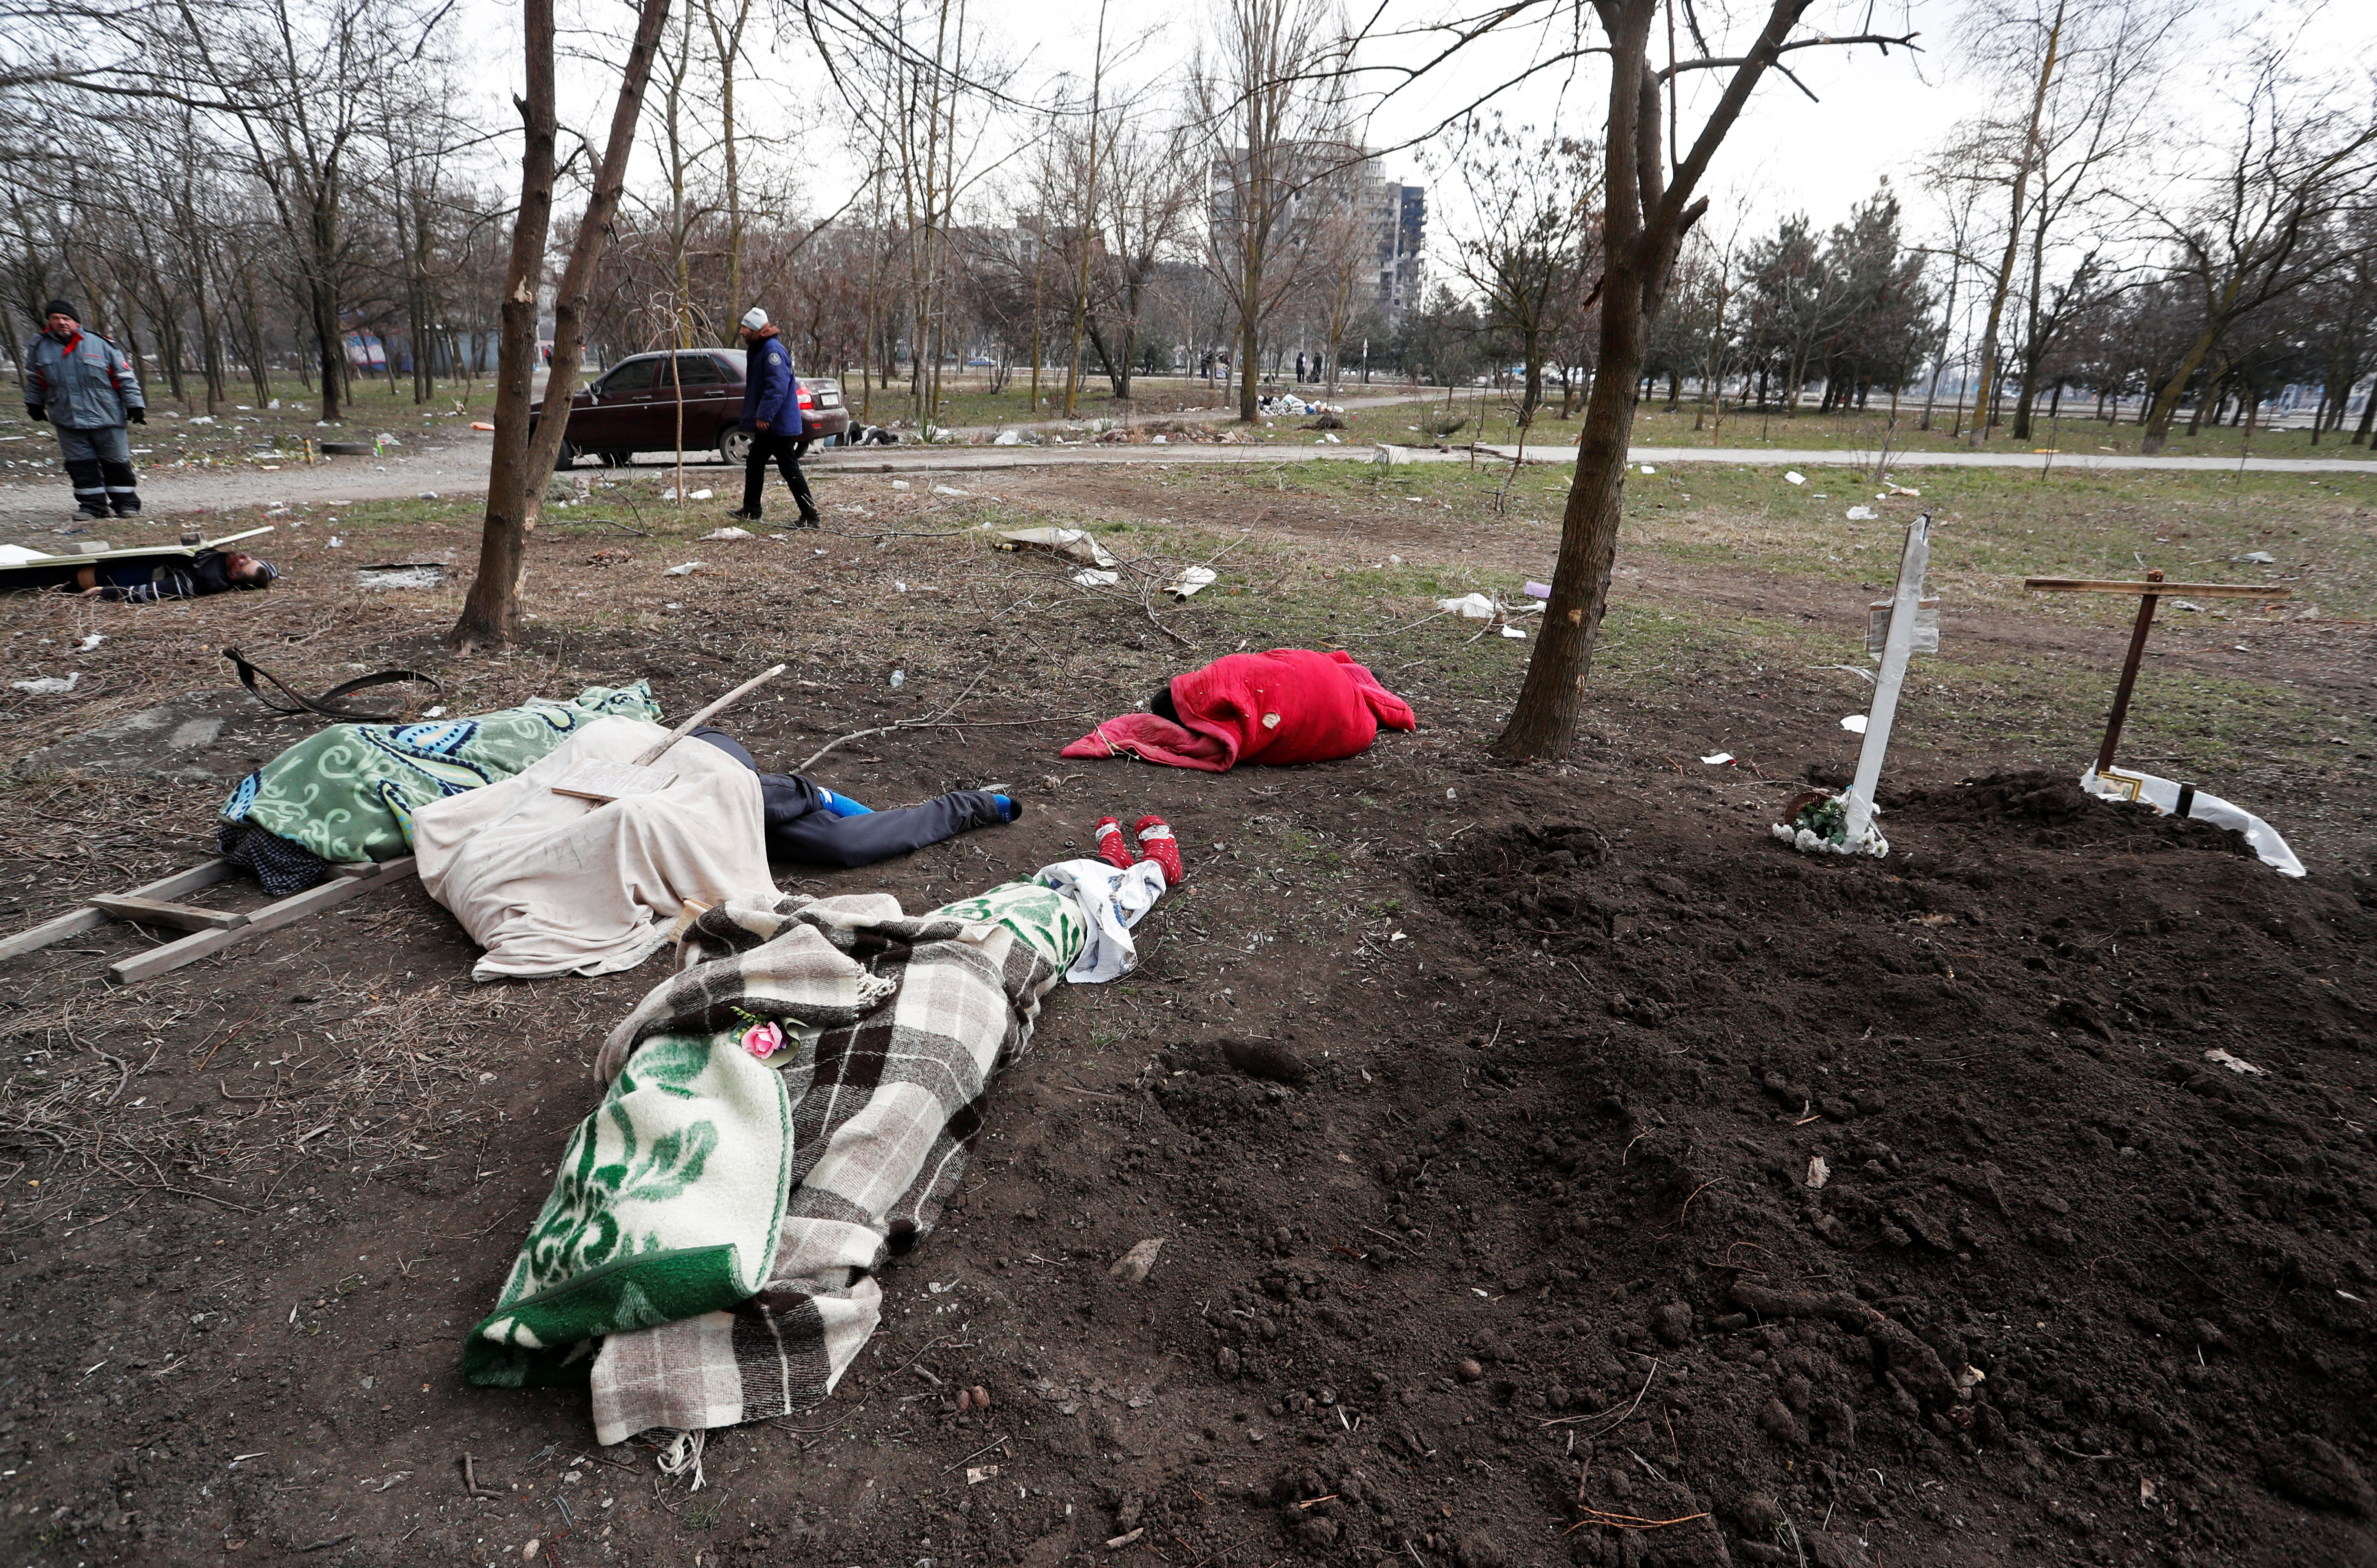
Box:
[1133,815,1185,887]
[1091,816,1136,870]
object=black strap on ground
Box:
[222,648,442,723]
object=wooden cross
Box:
[2023,570,2291,776]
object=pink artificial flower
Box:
[741,1021,786,1060]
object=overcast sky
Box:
[509,0,2377,272]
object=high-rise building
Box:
[1207,146,1426,322]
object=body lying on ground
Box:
[463,842,1171,1441]
[71,547,277,602]
[1064,646,1416,771]
[687,725,1015,867]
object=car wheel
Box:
[554,442,581,471]
[718,428,753,466]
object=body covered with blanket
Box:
[464,857,1164,1442]
[1063,648,1413,771]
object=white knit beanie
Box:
[740,307,768,331]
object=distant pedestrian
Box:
[23,301,145,520]
[729,307,818,528]
[1295,352,1308,383]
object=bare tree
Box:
[1445,121,1600,440]
[1350,1,1917,759]
[2122,42,2377,453]
[1192,0,1351,423]
[453,0,674,649]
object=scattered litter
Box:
[1884,482,1920,496]
[2172,599,2203,612]
[189,415,216,425]
[1806,1156,1830,1190]
[1437,592,1496,620]
[2238,551,2277,565]
[417,490,440,500]
[889,670,905,689]
[1846,505,1877,521]
[11,673,81,694]
[1167,566,1218,600]
[1523,581,1552,599]
[1841,714,1868,734]
[2204,1048,2265,1076]
[1700,752,1735,766]
[471,421,494,430]
[327,536,343,548]
[995,527,1119,569]
[78,634,105,652]
[1388,554,1403,565]
[891,480,911,490]
[700,526,754,541]
[931,484,971,498]
[1151,433,1168,444]
[357,565,446,589]
[1784,471,1806,486]
[659,487,713,502]
[1071,569,1121,587]
[967,1465,1000,1485]
[663,562,702,576]
[1639,464,1657,475]
[1499,625,1526,639]
[424,705,447,718]
[992,430,1023,445]
[1109,1238,1165,1284]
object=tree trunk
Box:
[2356,377,2377,445]
[453,0,673,649]
[1969,2,2066,448]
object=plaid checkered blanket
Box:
[543,889,1071,1443]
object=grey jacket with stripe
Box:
[24,329,144,429]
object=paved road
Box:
[8,425,2370,530]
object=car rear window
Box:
[597,357,661,393]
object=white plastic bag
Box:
[2082,767,2304,876]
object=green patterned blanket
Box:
[218,683,660,864]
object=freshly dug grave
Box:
[1357,767,2377,1567]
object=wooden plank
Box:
[0,860,237,964]
[110,858,417,985]
[2023,577,2291,599]
[88,895,247,932]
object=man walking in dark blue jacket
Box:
[23,301,146,520]
[730,307,820,527]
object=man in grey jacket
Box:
[23,300,146,520]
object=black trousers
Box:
[691,728,1002,868]
[740,430,817,519]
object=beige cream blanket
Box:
[413,717,776,980]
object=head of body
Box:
[737,305,778,344]
[41,300,78,342]
[219,551,277,589]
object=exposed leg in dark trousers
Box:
[739,430,818,524]
[692,728,1003,867]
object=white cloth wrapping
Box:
[413,717,780,980]
[1033,857,1169,982]
[2082,767,2305,877]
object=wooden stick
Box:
[0,860,237,963]
[88,895,247,932]
[632,664,788,766]
[2023,578,2290,599]
[2097,575,2162,775]
[110,857,417,985]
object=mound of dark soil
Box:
[1385,777,2374,1565]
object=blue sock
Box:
[993,794,1020,823]
[818,789,872,817]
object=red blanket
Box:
[1062,649,1416,772]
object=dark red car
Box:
[529,349,852,468]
